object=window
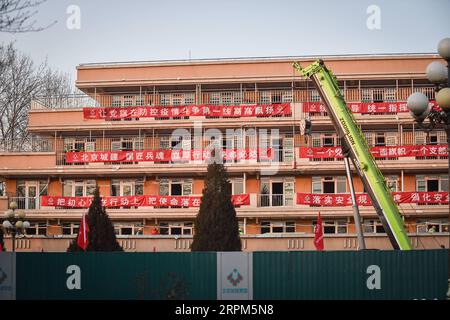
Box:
[260,221,296,234]
[159,179,193,196]
[385,88,396,102]
[159,222,193,235]
[321,220,347,234]
[310,90,321,102]
[260,179,294,207]
[416,220,449,233]
[375,133,386,146]
[415,132,427,145]
[62,223,79,235]
[0,181,5,196]
[64,138,95,153]
[63,180,96,197]
[123,95,134,106]
[209,93,220,105]
[15,180,47,209]
[185,93,195,105]
[427,132,446,145]
[416,175,448,192]
[322,134,335,147]
[228,178,244,195]
[172,94,183,106]
[114,223,143,236]
[222,92,233,105]
[112,95,122,107]
[26,223,47,236]
[312,176,346,194]
[111,179,144,196]
[385,175,399,192]
[160,94,170,106]
[385,133,397,146]
[311,134,321,147]
[363,220,385,233]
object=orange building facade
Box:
[0,54,449,252]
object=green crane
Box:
[294,59,412,250]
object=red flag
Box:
[314,212,324,251]
[77,214,89,251]
[0,242,3,251]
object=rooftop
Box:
[77,53,441,69]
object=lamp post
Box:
[406,37,450,300]
[1,201,30,252]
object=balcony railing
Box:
[31,94,98,110]
[30,87,435,111]
[6,192,449,212]
[10,197,40,210]
[0,137,53,152]
[258,194,293,207]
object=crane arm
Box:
[294,59,412,250]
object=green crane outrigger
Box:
[294,59,412,250]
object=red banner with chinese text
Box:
[65,148,273,163]
[40,194,250,208]
[296,192,449,206]
[303,101,438,114]
[83,104,291,120]
[299,145,448,159]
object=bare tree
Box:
[0,0,55,33]
[0,42,74,151]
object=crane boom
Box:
[294,59,412,250]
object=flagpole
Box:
[344,156,366,250]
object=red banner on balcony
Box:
[40,194,250,208]
[299,145,448,159]
[303,101,438,114]
[296,192,449,206]
[83,103,291,120]
[65,148,273,163]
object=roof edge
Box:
[76,53,441,70]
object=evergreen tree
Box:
[67,188,123,252]
[0,228,5,251]
[191,158,241,251]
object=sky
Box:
[0,0,449,80]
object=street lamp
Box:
[406,37,450,300]
[1,201,30,252]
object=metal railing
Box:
[30,87,435,111]
[10,197,40,210]
[31,94,98,110]
[0,137,53,152]
[259,194,285,207]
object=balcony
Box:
[10,196,40,210]
[27,86,435,132]
[258,194,294,207]
[7,193,447,221]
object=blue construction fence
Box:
[0,249,447,300]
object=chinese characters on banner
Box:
[303,101,438,114]
[41,194,250,208]
[299,145,448,159]
[65,148,273,163]
[297,192,449,206]
[83,104,291,120]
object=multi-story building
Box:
[0,54,448,252]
